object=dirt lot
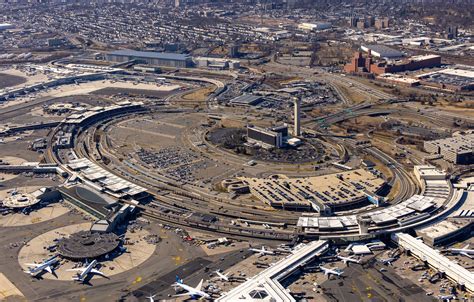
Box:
[182,85,216,102]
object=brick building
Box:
[344,51,441,75]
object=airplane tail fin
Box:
[176,275,183,284]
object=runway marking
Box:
[172,256,182,266]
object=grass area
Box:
[386,180,400,201]
[182,86,216,102]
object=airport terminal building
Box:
[106,50,193,68]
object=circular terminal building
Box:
[2,192,41,209]
[57,230,120,260]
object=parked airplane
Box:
[249,246,274,257]
[448,244,474,259]
[438,294,456,301]
[379,257,397,266]
[213,270,230,282]
[172,276,210,299]
[67,260,107,282]
[24,255,58,276]
[319,266,343,277]
[337,255,360,265]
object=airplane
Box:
[319,266,343,278]
[67,260,107,282]
[213,270,230,282]
[172,276,210,299]
[249,246,274,257]
[146,293,157,302]
[448,244,474,259]
[337,255,360,265]
[24,255,58,276]
[438,294,456,301]
[379,257,397,266]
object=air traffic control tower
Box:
[293,97,301,136]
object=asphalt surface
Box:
[129,249,253,301]
[320,259,436,302]
[0,206,209,302]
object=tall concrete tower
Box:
[293,97,301,136]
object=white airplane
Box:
[213,270,230,282]
[146,293,157,302]
[448,244,474,259]
[319,266,343,277]
[24,255,58,276]
[172,276,210,299]
[67,260,107,282]
[438,294,456,301]
[337,255,360,264]
[249,246,274,257]
[379,257,397,266]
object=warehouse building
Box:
[297,22,331,31]
[229,94,264,107]
[106,50,193,68]
[424,134,474,164]
[361,45,404,59]
[194,57,240,70]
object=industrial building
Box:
[106,50,193,68]
[361,45,404,59]
[424,134,474,164]
[229,94,264,107]
[247,124,289,149]
[194,57,240,70]
[344,51,441,75]
[297,22,331,31]
[417,68,474,91]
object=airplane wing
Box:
[25,263,40,267]
[173,293,191,297]
[91,269,106,277]
[45,266,53,274]
[460,252,473,259]
[196,279,204,291]
[66,268,85,272]
[463,244,470,250]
